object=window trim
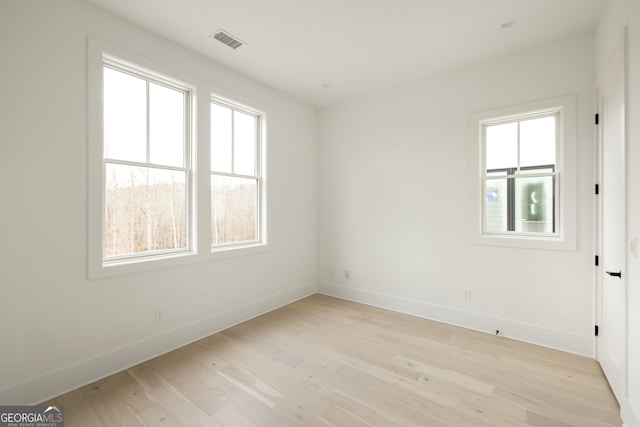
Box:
[469,95,577,251]
[88,38,269,280]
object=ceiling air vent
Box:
[210,29,245,50]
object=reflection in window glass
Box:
[515,175,554,233]
[485,178,508,233]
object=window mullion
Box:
[230,110,235,174]
[184,94,189,170]
[146,80,151,163]
[508,168,516,232]
[516,121,521,173]
[254,116,259,176]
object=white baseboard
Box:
[318,282,593,357]
[0,283,316,405]
[622,397,640,427]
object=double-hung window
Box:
[470,95,576,250]
[483,114,557,235]
[210,100,263,248]
[102,57,192,262]
[89,39,268,278]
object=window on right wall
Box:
[484,114,557,235]
[210,98,265,250]
[470,95,577,250]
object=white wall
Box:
[1,0,629,412]
[317,33,596,357]
[0,0,316,404]
[596,1,640,425]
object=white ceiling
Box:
[86,0,605,107]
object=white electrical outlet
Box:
[463,289,471,301]
[345,270,350,279]
[154,309,165,323]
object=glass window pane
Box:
[233,111,256,176]
[520,116,556,167]
[149,82,185,167]
[211,103,232,173]
[515,175,554,233]
[485,122,517,170]
[484,178,508,233]
[211,175,257,245]
[103,67,146,162]
[105,164,187,257]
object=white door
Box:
[597,38,626,404]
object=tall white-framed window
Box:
[102,56,193,263]
[210,98,265,249]
[469,95,576,251]
[88,38,269,279]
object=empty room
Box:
[1,0,639,426]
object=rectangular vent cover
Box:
[210,29,245,49]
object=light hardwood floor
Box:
[44,294,621,426]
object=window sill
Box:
[88,243,269,280]
[471,232,575,251]
[210,242,269,260]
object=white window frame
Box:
[102,56,194,264]
[210,96,266,252]
[469,95,577,251]
[88,38,268,279]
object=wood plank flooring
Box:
[43,294,621,426]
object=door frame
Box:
[594,27,628,404]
